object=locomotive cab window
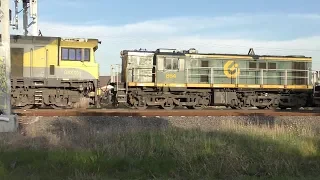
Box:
[61,48,91,62]
[164,57,179,70]
[201,60,209,67]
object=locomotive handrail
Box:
[122,66,318,86]
[186,67,313,86]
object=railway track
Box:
[13,108,320,117]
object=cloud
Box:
[288,13,320,20]
[10,13,320,75]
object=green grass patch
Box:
[1,119,320,179]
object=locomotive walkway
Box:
[13,108,320,117]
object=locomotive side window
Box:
[268,63,276,69]
[172,58,179,70]
[201,60,209,67]
[61,48,69,60]
[84,49,90,61]
[249,62,256,69]
[164,57,171,69]
[69,49,76,60]
[61,48,91,61]
[164,57,179,70]
[76,49,82,60]
[200,60,209,83]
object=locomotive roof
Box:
[0,34,100,42]
[121,48,311,59]
[185,52,311,59]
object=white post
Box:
[210,67,214,84]
[110,65,114,82]
[0,0,17,132]
[285,70,288,85]
[116,64,119,90]
[307,69,309,85]
[260,69,264,85]
[236,68,239,85]
[186,67,189,83]
[0,0,11,116]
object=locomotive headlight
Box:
[79,85,84,91]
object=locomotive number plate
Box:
[165,73,176,79]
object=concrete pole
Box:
[0,0,17,132]
[0,0,11,115]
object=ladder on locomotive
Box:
[34,90,43,105]
[110,64,127,104]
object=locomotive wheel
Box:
[50,105,63,109]
[187,103,206,110]
[187,96,209,110]
[20,105,34,110]
[256,106,267,109]
[133,96,148,110]
[124,103,136,109]
[230,99,240,109]
[161,98,175,110]
[133,103,147,110]
[50,104,74,109]
[266,104,277,110]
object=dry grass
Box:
[0,116,320,180]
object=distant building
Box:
[99,76,110,87]
[99,73,121,87]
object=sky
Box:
[9,0,320,75]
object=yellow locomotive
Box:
[7,34,101,109]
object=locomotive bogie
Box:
[11,78,98,109]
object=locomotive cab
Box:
[155,48,186,86]
[7,35,101,109]
[59,37,100,80]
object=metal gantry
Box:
[11,0,38,36]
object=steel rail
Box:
[13,109,320,117]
